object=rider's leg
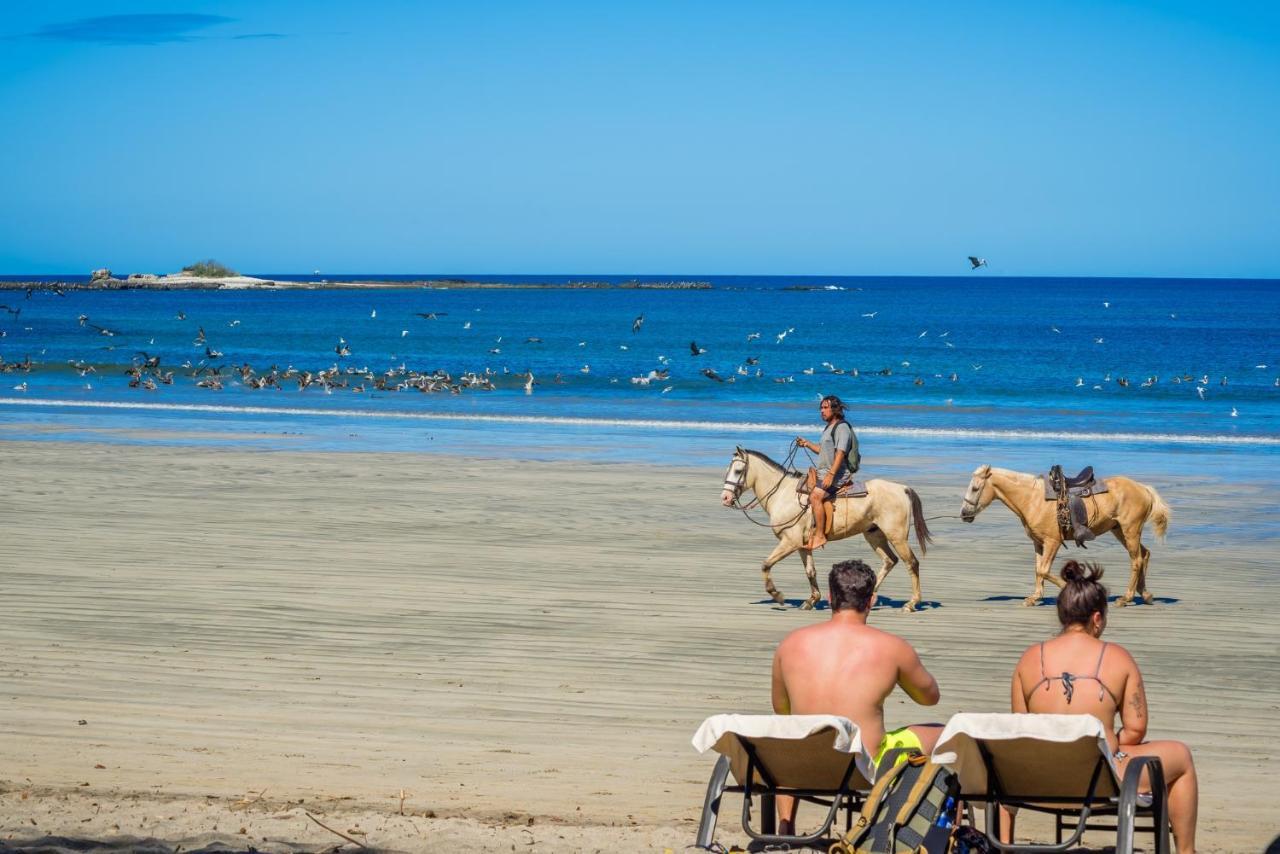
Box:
[809,488,829,549]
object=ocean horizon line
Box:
[3,272,1280,283]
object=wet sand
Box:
[1,441,1276,852]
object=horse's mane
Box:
[991,467,1038,484]
[743,449,803,478]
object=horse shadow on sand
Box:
[981,594,1181,606]
[752,595,942,612]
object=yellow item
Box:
[874,726,925,768]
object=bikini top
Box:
[1027,641,1121,706]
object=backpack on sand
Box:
[829,753,959,854]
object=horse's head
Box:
[722,446,749,507]
[960,463,994,522]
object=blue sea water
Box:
[0,274,1276,479]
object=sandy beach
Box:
[1,440,1277,852]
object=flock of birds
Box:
[0,269,1273,419]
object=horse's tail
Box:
[907,487,932,556]
[1146,485,1170,542]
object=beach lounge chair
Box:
[930,712,1170,854]
[691,714,875,850]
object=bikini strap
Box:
[1092,642,1108,677]
[1039,642,1047,679]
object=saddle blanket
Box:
[837,480,869,498]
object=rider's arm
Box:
[825,450,847,487]
[771,649,791,714]
[1117,653,1148,746]
[897,641,940,706]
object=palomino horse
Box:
[960,464,1171,606]
[721,447,932,611]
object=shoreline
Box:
[0,440,1275,852]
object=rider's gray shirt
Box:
[818,420,858,482]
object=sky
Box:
[1,1,1278,277]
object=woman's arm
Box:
[1117,651,1148,746]
[1011,655,1029,713]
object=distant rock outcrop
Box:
[90,268,113,282]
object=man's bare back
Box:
[772,609,939,752]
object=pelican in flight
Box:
[968,256,988,270]
[689,341,706,356]
[632,314,644,333]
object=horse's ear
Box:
[977,463,991,476]
[735,445,743,454]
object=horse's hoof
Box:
[1022,597,1039,607]
[770,593,786,605]
[902,601,919,613]
[802,600,816,611]
[1142,592,1155,605]
[1116,598,1131,608]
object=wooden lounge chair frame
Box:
[939,722,1171,854]
[695,746,872,850]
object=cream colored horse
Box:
[960,464,1171,606]
[721,447,932,611]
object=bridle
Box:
[725,445,810,531]
[961,467,990,521]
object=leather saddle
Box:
[1044,465,1108,547]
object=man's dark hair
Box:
[821,394,846,419]
[829,559,876,612]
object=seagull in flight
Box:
[1095,337,1105,344]
[632,314,644,334]
[861,311,878,318]
[918,330,928,338]
[968,256,988,270]
[1196,386,1206,400]
[416,312,448,319]
[689,341,706,356]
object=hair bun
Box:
[1061,560,1104,584]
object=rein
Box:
[729,442,812,531]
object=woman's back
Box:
[1012,631,1137,751]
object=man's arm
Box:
[896,641,940,706]
[824,450,847,487]
[771,648,791,714]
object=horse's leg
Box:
[1025,539,1063,607]
[1110,527,1144,606]
[798,547,822,610]
[863,526,898,594]
[885,531,922,613]
[761,537,800,605]
[1138,542,1154,604]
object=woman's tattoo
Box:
[1129,681,1146,718]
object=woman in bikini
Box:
[1006,560,1198,853]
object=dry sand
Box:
[1,441,1276,852]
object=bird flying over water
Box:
[861,312,877,318]
[700,367,724,382]
[632,314,644,334]
[416,312,448,319]
[690,341,706,356]
[745,332,761,341]
[968,256,988,270]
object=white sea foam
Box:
[2,397,1278,447]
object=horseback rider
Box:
[796,395,859,550]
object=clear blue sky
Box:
[2,1,1278,277]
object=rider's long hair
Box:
[822,395,846,419]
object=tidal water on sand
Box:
[0,275,1276,479]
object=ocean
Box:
[0,274,1276,482]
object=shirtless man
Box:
[795,395,857,550]
[770,559,942,834]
